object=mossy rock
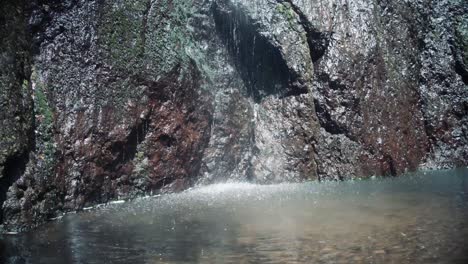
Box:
[98,0,196,76]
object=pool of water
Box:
[1,169,468,264]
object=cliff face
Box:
[0,0,34,225]
[0,0,466,231]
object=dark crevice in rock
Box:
[158,134,176,148]
[317,72,348,91]
[151,178,168,191]
[454,59,468,85]
[212,1,306,102]
[106,116,151,172]
[310,142,323,182]
[382,153,397,176]
[280,0,330,62]
[450,5,468,85]
[313,73,353,138]
[415,79,436,161]
[313,99,347,136]
[0,152,29,224]
[281,88,308,98]
[0,0,35,226]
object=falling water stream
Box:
[1,168,468,264]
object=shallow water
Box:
[1,169,468,264]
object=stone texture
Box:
[2,0,212,231]
[0,0,467,231]
[289,0,467,178]
[0,0,34,225]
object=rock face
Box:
[0,0,466,231]
[0,0,34,225]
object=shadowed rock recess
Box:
[0,0,466,231]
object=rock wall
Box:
[0,0,34,225]
[0,0,466,231]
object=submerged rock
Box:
[0,0,466,231]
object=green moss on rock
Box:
[31,68,56,171]
[99,0,197,76]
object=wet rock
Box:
[2,0,212,231]
[1,0,467,231]
[0,0,34,227]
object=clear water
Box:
[1,169,468,264]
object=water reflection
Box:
[1,169,468,263]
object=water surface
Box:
[1,169,468,263]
